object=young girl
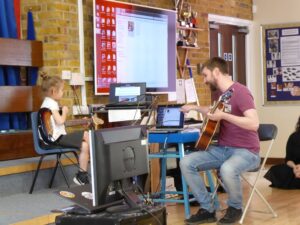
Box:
[40,74,89,185]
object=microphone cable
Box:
[130,94,159,126]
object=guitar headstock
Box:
[220,89,233,104]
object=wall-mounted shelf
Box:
[0,38,43,67]
[176,23,203,120]
[177,46,200,50]
[0,38,43,161]
[177,25,204,32]
[176,24,203,78]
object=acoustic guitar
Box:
[195,89,233,151]
[38,107,104,145]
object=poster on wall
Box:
[262,23,300,105]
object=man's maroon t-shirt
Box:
[217,82,260,154]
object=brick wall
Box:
[21,0,80,107]
[20,0,252,108]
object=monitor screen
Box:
[93,0,176,95]
[89,125,149,207]
[108,82,146,105]
[156,105,184,128]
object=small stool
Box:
[148,132,218,218]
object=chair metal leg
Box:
[243,186,277,219]
[210,170,226,211]
[206,170,220,210]
[239,179,256,224]
[29,155,45,194]
[49,154,60,188]
[211,182,219,201]
[239,174,277,224]
[253,187,277,217]
[57,154,70,188]
[72,151,79,164]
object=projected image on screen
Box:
[94,0,176,95]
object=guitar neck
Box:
[65,118,90,127]
[196,90,232,151]
[210,100,222,113]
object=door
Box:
[209,23,248,85]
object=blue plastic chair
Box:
[29,112,79,194]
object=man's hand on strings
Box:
[206,108,224,121]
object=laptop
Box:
[150,104,184,133]
[105,82,147,109]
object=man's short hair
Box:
[201,57,229,74]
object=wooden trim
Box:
[0,38,43,161]
[0,86,42,161]
[0,157,77,176]
[0,86,42,113]
[0,131,37,161]
[265,157,285,165]
[32,86,43,111]
[0,38,43,67]
[11,213,60,225]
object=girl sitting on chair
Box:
[40,74,90,185]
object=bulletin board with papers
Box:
[262,23,300,105]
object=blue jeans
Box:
[179,145,260,212]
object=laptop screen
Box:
[156,105,184,129]
[109,82,146,105]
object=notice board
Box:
[262,23,300,105]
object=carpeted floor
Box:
[0,188,73,225]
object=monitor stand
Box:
[106,184,143,214]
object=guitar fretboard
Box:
[65,119,91,127]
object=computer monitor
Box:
[93,0,176,95]
[89,125,149,209]
[108,82,146,105]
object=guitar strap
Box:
[37,109,60,146]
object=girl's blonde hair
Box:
[40,72,64,94]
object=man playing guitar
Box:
[180,57,260,225]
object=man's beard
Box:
[209,83,217,91]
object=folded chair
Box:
[239,123,278,224]
[29,112,79,194]
[211,124,278,223]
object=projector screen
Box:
[93,0,176,95]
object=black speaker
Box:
[55,205,166,225]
